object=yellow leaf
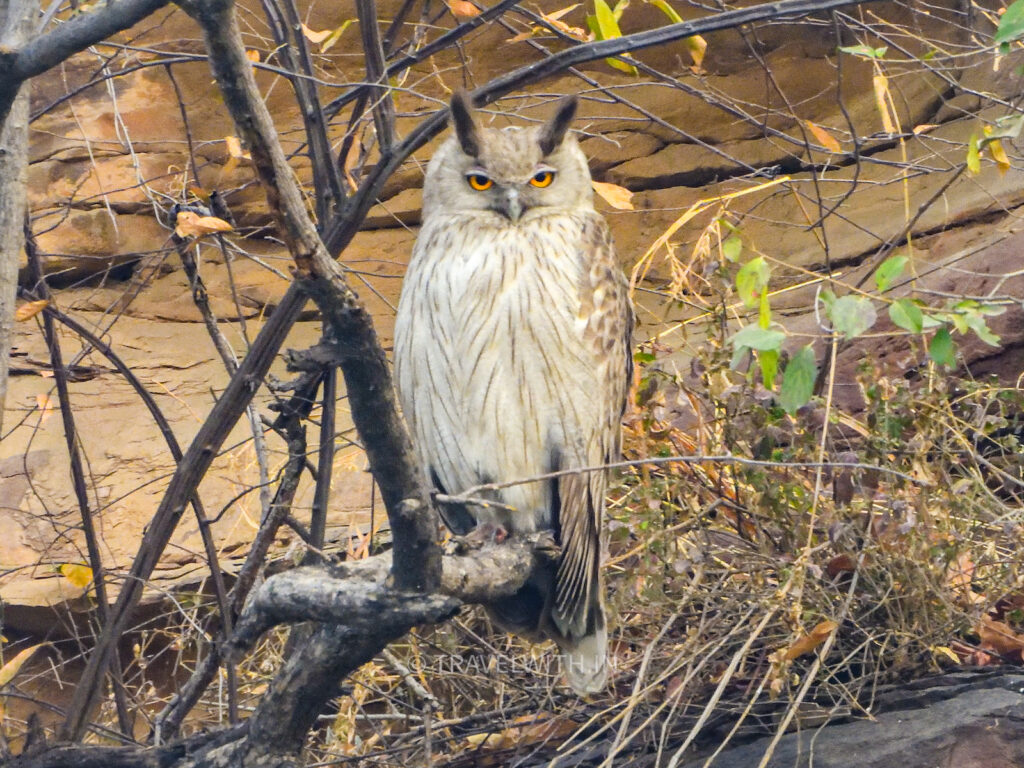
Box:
[591,180,634,210]
[59,563,94,590]
[912,123,938,135]
[446,0,480,17]
[932,645,961,664]
[0,644,44,686]
[872,74,896,134]
[783,619,838,661]
[300,23,331,44]
[320,20,353,54]
[986,136,1011,174]
[15,300,48,322]
[507,30,534,43]
[245,49,260,62]
[804,120,842,153]
[175,211,234,238]
[648,0,683,24]
[685,34,707,69]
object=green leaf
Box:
[929,326,955,367]
[779,345,817,415]
[647,0,683,23]
[735,256,770,308]
[827,295,877,338]
[758,289,772,329]
[964,313,1002,347]
[966,132,981,174]
[889,298,923,333]
[976,303,1007,317]
[730,343,749,370]
[977,114,1024,148]
[995,0,1024,47]
[633,351,656,363]
[873,254,908,292]
[612,0,631,21]
[757,348,779,389]
[921,312,943,329]
[731,324,785,351]
[838,44,887,59]
[722,234,742,262]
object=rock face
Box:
[3,1,1023,628]
[678,671,1024,768]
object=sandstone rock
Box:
[580,131,665,176]
[364,187,422,229]
[26,209,170,283]
[607,136,805,190]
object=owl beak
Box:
[501,187,523,222]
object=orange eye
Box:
[530,170,555,188]
[467,173,493,191]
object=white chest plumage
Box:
[394,210,602,530]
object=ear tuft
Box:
[450,91,480,158]
[538,95,578,156]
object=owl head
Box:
[422,92,593,222]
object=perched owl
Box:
[393,92,633,694]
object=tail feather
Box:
[561,618,608,695]
[486,565,610,695]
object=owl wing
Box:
[552,214,634,639]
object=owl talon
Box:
[450,521,508,553]
[535,530,561,563]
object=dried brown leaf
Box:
[300,23,331,43]
[446,0,480,17]
[15,300,48,322]
[592,180,634,210]
[805,120,842,153]
[175,211,234,238]
[783,620,838,661]
[978,615,1024,658]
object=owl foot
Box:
[534,529,561,564]
[450,521,509,553]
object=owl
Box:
[393,92,633,694]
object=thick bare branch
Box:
[228,534,541,654]
[356,0,396,152]
[0,0,33,435]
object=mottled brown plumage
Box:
[393,93,633,693]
